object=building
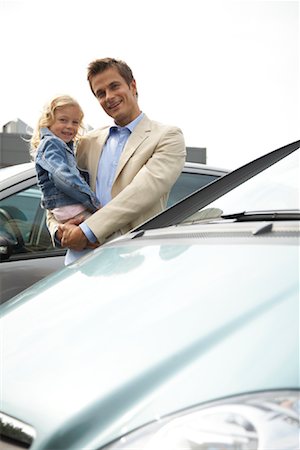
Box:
[0,119,33,168]
[186,146,206,164]
[0,119,206,167]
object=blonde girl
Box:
[32,95,100,223]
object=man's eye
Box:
[73,121,79,125]
[96,92,105,99]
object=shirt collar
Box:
[126,112,144,132]
[110,112,144,134]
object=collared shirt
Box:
[96,125,131,206]
[65,113,144,265]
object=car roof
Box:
[0,160,228,192]
[0,162,37,200]
[0,162,35,189]
[182,161,229,176]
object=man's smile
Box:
[107,100,122,111]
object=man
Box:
[48,58,186,263]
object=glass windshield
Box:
[182,149,299,224]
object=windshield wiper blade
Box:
[221,210,300,221]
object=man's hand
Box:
[56,215,85,246]
[58,222,99,251]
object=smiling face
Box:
[49,105,82,143]
[91,67,141,126]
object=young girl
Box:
[31,95,100,223]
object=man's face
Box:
[91,67,140,126]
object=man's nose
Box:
[105,89,115,102]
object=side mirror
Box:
[0,236,13,261]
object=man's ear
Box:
[131,79,138,98]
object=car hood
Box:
[1,222,299,449]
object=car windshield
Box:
[182,148,299,224]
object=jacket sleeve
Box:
[38,138,100,211]
[84,126,186,244]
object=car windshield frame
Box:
[135,140,300,231]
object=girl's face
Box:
[49,105,82,143]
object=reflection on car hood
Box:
[1,222,299,449]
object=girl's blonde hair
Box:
[30,95,84,158]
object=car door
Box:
[0,183,65,303]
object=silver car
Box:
[0,139,299,450]
[0,161,228,302]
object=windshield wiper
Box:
[221,210,300,221]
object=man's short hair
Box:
[87,58,135,95]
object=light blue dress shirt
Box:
[96,125,131,206]
[65,113,144,265]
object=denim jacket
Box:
[35,128,100,211]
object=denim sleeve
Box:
[38,138,100,211]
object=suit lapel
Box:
[113,115,151,182]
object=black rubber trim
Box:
[135,139,300,231]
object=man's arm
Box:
[59,124,186,250]
[83,125,186,244]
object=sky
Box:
[0,0,299,169]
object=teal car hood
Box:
[1,232,299,449]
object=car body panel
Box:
[1,221,298,449]
[1,254,65,302]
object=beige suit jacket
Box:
[48,114,186,245]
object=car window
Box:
[0,185,63,259]
[168,173,219,207]
[182,149,300,223]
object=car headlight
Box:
[103,391,299,449]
